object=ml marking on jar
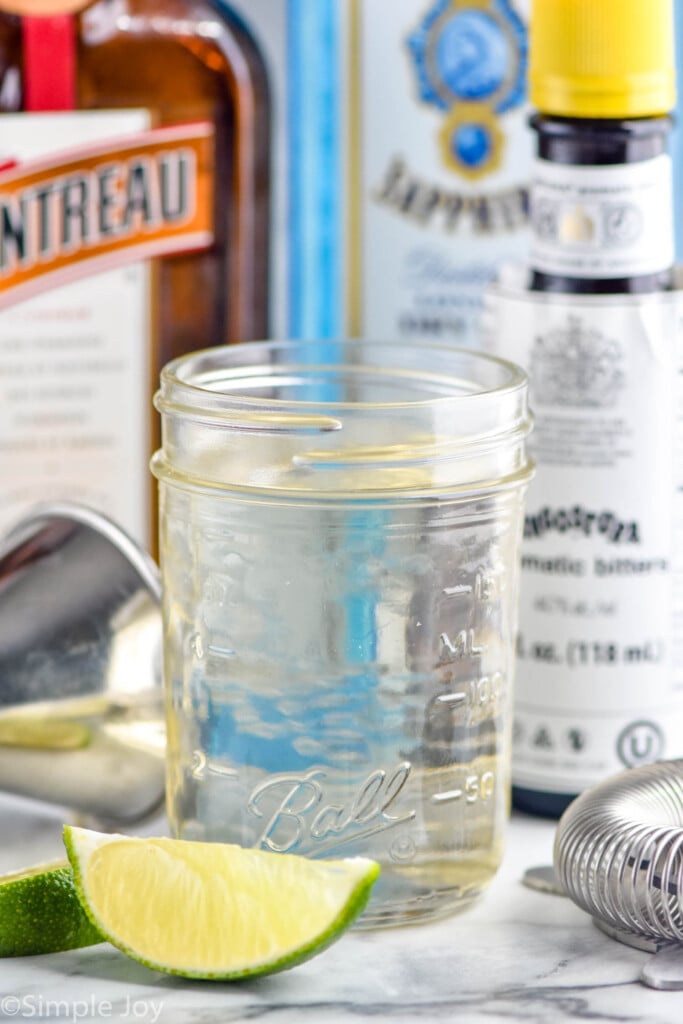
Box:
[439,628,486,663]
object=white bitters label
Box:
[531,155,674,279]
[487,286,683,794]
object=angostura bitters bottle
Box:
[0,0,270,548]
[511,0,677,817]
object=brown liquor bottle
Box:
[0,0,270,549]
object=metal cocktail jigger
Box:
[0,503,164,824]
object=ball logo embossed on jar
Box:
[247,764,415,856]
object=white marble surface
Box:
[0,796,681,1023]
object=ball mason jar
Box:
[152,340,533,927]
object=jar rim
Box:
[155,340,529,420]
[153,340,533,500]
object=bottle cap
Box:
[530,0,676,118]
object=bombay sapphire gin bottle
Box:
[350,0,531,345]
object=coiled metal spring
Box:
[555,760,683,943]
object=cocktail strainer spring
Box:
[554,760,683,943]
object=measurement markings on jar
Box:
[435,691,467,708]
[190,750,239,780]
[431,771,496,805]
[206,643,236,659]
[434,674,504,718]
[438,628,485,663]
[432,788,463,804]
[442,584,472,597]
[442,571,501,603]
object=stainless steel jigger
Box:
[0,503,164,824]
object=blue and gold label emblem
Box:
[408,0,527,179]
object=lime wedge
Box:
[64,826,379,979]
[0,859,102,956]
[0,717,91,750]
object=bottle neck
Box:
[530,114,674,294]
[532,113,672,164]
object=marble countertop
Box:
[1,796,681,1024]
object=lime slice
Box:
[64,826,379,979]
[0,859,102,956]
[0,717,91,750]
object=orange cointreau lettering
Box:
[0,123,215,307]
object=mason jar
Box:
[152,339,533,927]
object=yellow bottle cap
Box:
[530,0,676,118]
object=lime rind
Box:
[64,826,380,980]
[0,857,67,885]
[0,858,102,957]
